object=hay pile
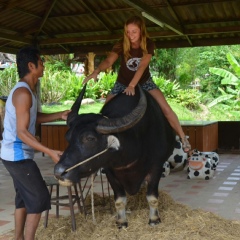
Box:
[34,189,240,240]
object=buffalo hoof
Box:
[148,218,161,226]
[116,221,128,229]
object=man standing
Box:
[0,46,70,240]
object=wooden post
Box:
[86,52,96,75]
[84,59,88,76]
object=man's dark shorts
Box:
[2,159,51,213]
[110,78,158,95]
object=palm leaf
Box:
[207,94,234,108]
[209,67,238,83]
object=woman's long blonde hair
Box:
[123,15,149,62]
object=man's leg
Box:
[25,213,41,240]
[15,208,27,240]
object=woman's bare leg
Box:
[148,88,191,152]
[105,94,115,104]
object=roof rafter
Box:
[34,0,58,39]
[122,0,184,35]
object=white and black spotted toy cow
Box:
[199,151,219,170]
[187,151,215,180]
[167,135,188,171]
[162,161,170,177]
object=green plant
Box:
[153,76,180,98]
[208,53,240,109]
[0,65,18,96]
[175,89,201,110]
[41,63,73,103]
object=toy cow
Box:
[162,161,170,177]
[199,151,219,170]
[187,151,215,180]
[167,135,188,171]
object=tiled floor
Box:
[0,152,240,238]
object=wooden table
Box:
[180,121,218,152]
[41,121,69,151]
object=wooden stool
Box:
[43,176,82,231]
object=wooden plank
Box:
[59,126,69,151]
[47,126,54,149]
[52,126,59,150]
[182,126,196,150]
[41,126,48,146]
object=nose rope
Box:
[65,148,109,172]
[64,135,120,173]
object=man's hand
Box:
[61,110,71,121]
[49,150,63,164]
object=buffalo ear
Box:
[65,128,73,142]
[67,84,87,127]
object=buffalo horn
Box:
[67,84,87,126]
[96,85,147,134]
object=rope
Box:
[64,136,120,173]
[65,148,108,172]
[91,174,96,224]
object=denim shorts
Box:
[110,78,158,95]
[2,159,51,213]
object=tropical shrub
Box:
[174,89,201,110]
[153,76,180,98]
[208,53,240,110]
[40,62,74,103]
[0,65,18,96]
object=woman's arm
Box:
[83,52,118,84]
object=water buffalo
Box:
[54,84,175,228]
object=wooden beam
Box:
[0,33,32,44]
[122,0,183,35]
[34,0,58,39]
[79,0,113,33]
[39,34,122,45]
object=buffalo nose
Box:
[54,164,67,179]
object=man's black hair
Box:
[16,45,40,78]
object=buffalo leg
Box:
[104,169,128,228]
[146,195,160,225]
[115,196,128,228]
[146,172,161,225]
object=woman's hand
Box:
[123,85,135,96]
[83,71,99,84]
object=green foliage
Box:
[0,65,18,96]
[150,49,177,79]
[84,72,117,99]
[64,75,85,101]
[208,53,240,109]
[174,89,201,110]
[176,45,240,98]
[42,102,103,114]
[40,62,75,103]
[153,76,179,98]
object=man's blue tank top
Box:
[0,82,37,161]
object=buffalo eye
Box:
[82,135,97,144]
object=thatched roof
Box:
[0,0,239,56]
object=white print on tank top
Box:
[126,57,141,71]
